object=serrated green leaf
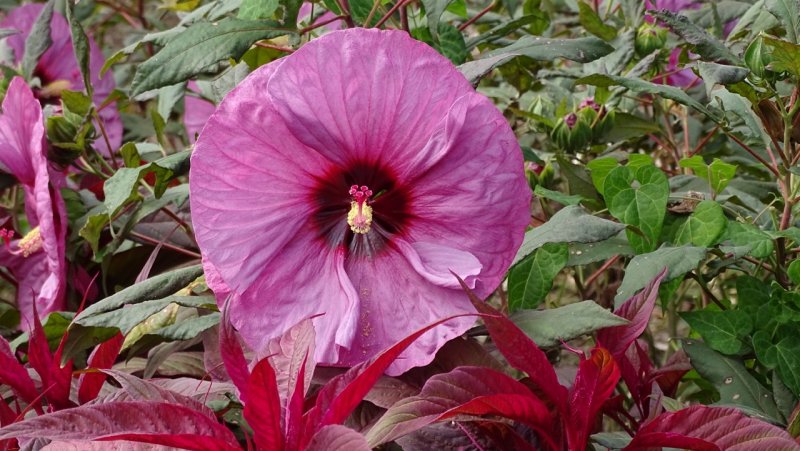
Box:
[65,3,93,97]
[762,35,800,78]
[508,242,568,311]
[435,24,467,64]
[21,0,53,80]
[514,205,625,265]
[766,0,800,44]
[238,0,279,19]
[604,164,669,253]
[674,200,727,247]
[683,339,784,423]
[75,265,204,322]
[615,246,706,306]
[130,18,289,97]
[577,73,719,120]
[681,310,753,355]
[511,301,628,347]
[651,10,742,64]
[422,0,455,37]
[578,1,616,41]
[483,35,614,63]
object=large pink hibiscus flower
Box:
[190,29,530,375]
[0,77,67,328]
[1,4,122,155]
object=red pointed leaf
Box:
[257,317,316,406]
[28,309,72,409]
[458,277,567,412]
[305,425,371,451]
[625,405,800,451]
[284,353,308,451]
[219,304,251,402]
[0,401,239,449]
[97,434,240,451]
[308,313,478,433]
[596,269,667,360]
[437,393,552,429]
[79,333,124,404]
[243,358,284,451]
[0,336,37,404]
[567,347,621,451]
[367,366,551,447]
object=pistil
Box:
[347,185,373,234]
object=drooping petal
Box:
[394,239,481,289]
[337,248,478,375]
[405,92,530,297]
[0,77,41,184]
[268,28,473,174]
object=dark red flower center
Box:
[310,161,412,258]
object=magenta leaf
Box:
[219,304,251,402]
[306,313,478,436]
[243,358,284,451]
[0,336,38,405]
[458,277,568,413]
[78,333,124,404]
[96,370,213,415]
[0,401,240,450]
[367,366,551,447]
[625,405,800,451]
[284,352,308,451]
[567,347,621,451]
[305,425,371,451]
[596,269,667,360]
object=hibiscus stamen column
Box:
[347,185,373,234]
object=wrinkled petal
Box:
[268,28,473,176]
[338,249,477,375]
[190,60,331,294]
[406,93,530,297]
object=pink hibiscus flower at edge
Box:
[190,28,531,375]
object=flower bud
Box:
[635,23,667,56]
[552,113,591,152]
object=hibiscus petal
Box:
[338,248,477,375]
[394,239,481,289]
[268,28,473,172]
[406,92,530,298]
[191,60,333,293]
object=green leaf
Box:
[789,259,800,284]
[587,157,620,195]
[577,73,719,120]
[533,185,584,206]
[144,312,220,341]
[674,200,727,247]
[681,310,753,355]
[74,265,204,322]
[482,36,615,64]
[466,13,549,49]
[761,35,800,78]
[458,54,517,85]
[21,0,54,80]
[724,222,774,259]
[514,205,626,265]
[696,62,749,98]
[651,10,742,64]
[736,275,771,313]
[0,29,19,39]
[511,301,628,347]
[766,0,800,44]
[421,0,454,37]
[615,246,706,306]
[238,0,279,19]
[103,167,143,217]
[156,82,186,121]
[578,1,616,41]
[349,0,379,26]
[130,18,289,97]
[75,295,216,334]
[599,112,660,142]
[604,164,669,253]
[508,242,569,311]
[78,213,109,255]
[683,339,784,423]
[65,3,93,97]
[567,235,634,266]
[756,333,800,398]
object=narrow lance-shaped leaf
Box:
[78,333,124,404]
[65,3,93,97]
[244,358,285,451]
[21,0,54,79]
